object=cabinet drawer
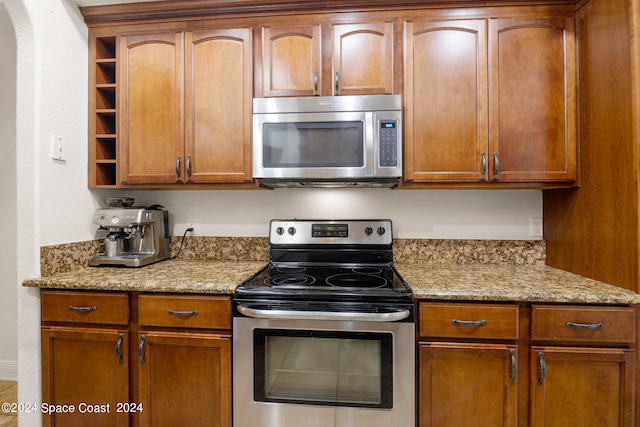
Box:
[419,302,519,339]
[531,305,636,344]
[138,294,231,330]
[41,290,129,325]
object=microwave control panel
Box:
[379,121,398,167]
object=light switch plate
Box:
[50,135,66,161]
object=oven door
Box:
[233,316,415,427]
[252,111,374,180]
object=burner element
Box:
[265,274,316,287]
[326,273,387,288]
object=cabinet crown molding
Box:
[80,0,579,24]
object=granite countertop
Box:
[22,259,266,294]
[23,259,640,305]
[397,263,640,304]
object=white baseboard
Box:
[0,359,18,381]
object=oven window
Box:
[263,122,364,168]
[254,329,393,408]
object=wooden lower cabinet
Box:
[419,343,518,427]
[41,327,130,427]
[419,302,638,427]
[530,346,635,427]
[137,331,231,427]
[529,304,637,427]
[41,291,232,427]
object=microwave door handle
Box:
[237,305,410,322]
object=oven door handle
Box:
[237,305,411,322]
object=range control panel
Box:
[270,219,392,245]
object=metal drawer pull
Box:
[67,305,97,313]
[175,155,181,182]
[481,152,487,181]
[566,321,603,330]
[116,333,124,365]
[537,352,546,387]
[138,335,146,366]
[451,319,488,327]
[509,349,517,384]
[493,151,500,180]
[168,310,199,317]
[313,68,319,96]
[186,155,192,182]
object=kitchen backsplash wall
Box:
[40,237,546,277]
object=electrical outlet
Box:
[186,217,197,235]
[530,217,543,237]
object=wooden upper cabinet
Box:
[185,29,253,183]
[404,15,577,185]
[118,28,253,186]
[261,25,322,97]
[488,16,577,182]
[332,22,393,95]
[260,20,393,97]
[119,32,184,185]
[404,20,488,182]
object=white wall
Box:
[126,189,542,240]
[3,0,542,425]
[0,4,18,381]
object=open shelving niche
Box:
[92,36,117,187]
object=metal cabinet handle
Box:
[481,152,487,181]
[566,321,603,330]
[537,352,546,387]
[313,68,319,96]
[451,319,488,327]
[116,333,124,365]
[186,155,192,182]
[335,69,340,95]
[509,349,517,384]
[67,305,97,313]
[138,335,146,366]
[175,155,181,182]
[168,310,198,317]
[493,151,500,180]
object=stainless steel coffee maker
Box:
[90,202,170,267]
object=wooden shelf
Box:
[90,35,118,187]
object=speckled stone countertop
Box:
[397,263,640,304]
[24,237,640,304]
[23,258,640,304]
[22,259,266,294]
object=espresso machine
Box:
[90,203,170,267]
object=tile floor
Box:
[0,381,17,427]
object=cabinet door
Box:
[137,331,231,427]
[332,22,393,95]
[184,29,253,183]
[419,342,518,427]
[261,25,321,97]
[119,32,184,184]
[488,17,577,182]
[531,346,635,427]
[41,327,129,427]
[404,20,488,182]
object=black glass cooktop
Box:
[235,262,413,303]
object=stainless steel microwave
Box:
[252,95,402,188]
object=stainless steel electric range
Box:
[233,219,415,427]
